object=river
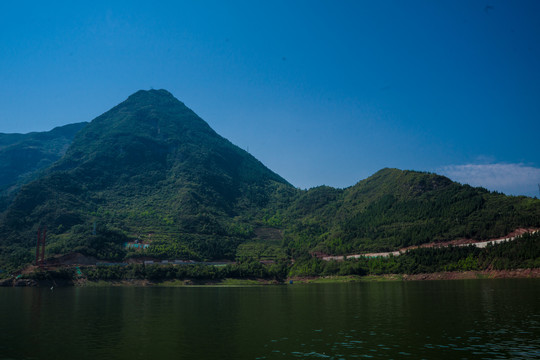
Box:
[1,279,539,359]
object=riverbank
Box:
[0,276,282,287]
[2,268,539,287]
[290,268,540,283]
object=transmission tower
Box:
[35,227,46,267]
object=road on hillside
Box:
[321,229,539,261]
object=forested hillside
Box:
[0,90,538,272]
[0,90,291,267]
[0,122,87,210]
[280,169,540,256]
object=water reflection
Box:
[0,280,539,359]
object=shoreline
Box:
[2,268,539,287]
[290,268,540,284]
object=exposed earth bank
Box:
[401,268,540,281]
[290,268,540,283]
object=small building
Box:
[124,240,150,250]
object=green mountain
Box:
[0,90,291,266]
[0,122,87,210]
[281,168,540,256]
[0,90,538,270]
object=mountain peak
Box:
[128,89,175,100]
[120,89,186,110]
[82,89,203,141]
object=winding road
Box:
[321,229,539,261]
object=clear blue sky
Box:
[1,1,539,196]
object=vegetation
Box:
[0,89,539,274]
[12,232,539,284]
[280,169,540,255]
[289,232,540,277]
[0,122,87,206]
[0,90,291,268]
[20,259,289,283]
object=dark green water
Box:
[1,280,539,359]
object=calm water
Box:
[1,280,539,359]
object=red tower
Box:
[35,227,46,267]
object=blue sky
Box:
[1,1,539,196]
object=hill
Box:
[280,168,540,255]
[0,90,292,267]
[0,122,87,209]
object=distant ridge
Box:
[0,122,88,201]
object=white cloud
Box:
[438,163,540,197]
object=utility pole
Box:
[35,227,47,267]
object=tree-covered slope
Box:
[0,90,291,265]
[281,168,540,255]
[0,122,87,204]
